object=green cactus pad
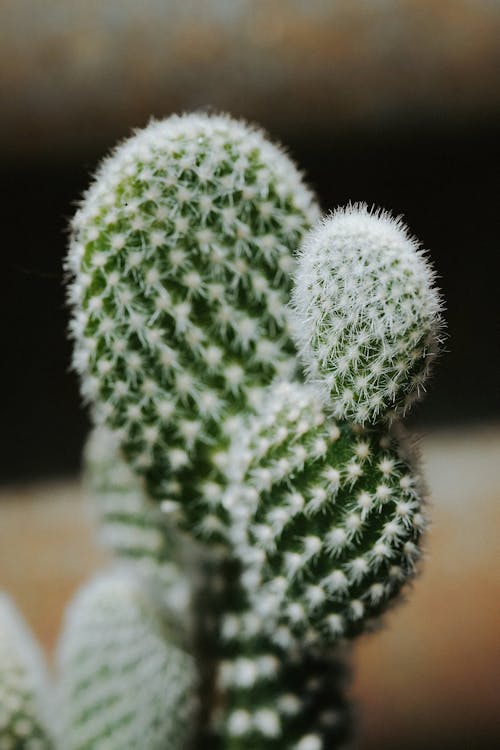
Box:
[67,113,319,535]
[291,205,444,424]
[57,571,198,750]
[224,382,425,647]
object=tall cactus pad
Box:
[67,113,319,531]
[225,382,424,648]
[57,572,198,750]
[291,205,444,423]
[0,594,53,749]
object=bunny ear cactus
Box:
[0,594,54,749]
[66,112,319,537]
[56,571,198,750]
[66,112,444,749]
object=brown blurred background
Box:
[1,1,499,748]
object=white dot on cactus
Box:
[227,710,252,737]
[253,709,281,738]
[225,364,244,386]
[284,552,303,577]
[325,527,347,553]
[375,484,391,502]
[399,475,413,490]
[169,449,189,469]
[307,486,328,514]
[143,426,159,443]
[345,513,362,532]
[403,541,419,560]
[312,438,328,457]
[369,583,386,604]
[383,520,404,539]
[142,379,157,396]
[287,602,306,623]
[88,296,103,313]
[379,458,395,475]
[354,441,370,459]
[389,565,404,580]
[156,400,174,420]
[349,599,365,620]
[347,557,369,582]
[256,654,279,678]
[278,693,301,716]
[285,492,305,514]
[233,658,258,688]
[295,734,323,750]
[346,462,362,480]
[328,424,341,442]
[303,536,322,557]
[373,542,391,559]
[323,570,348,593]
[159,500,181,516]
[395,500,414,518]
[241,568,261,591]
[127,352,142,370]
[413,513,426,531]
[110,234,126,250]
[126,404,141,421]
[221,615,240,641]
[322,469,340,493]
[135,452,152,468]
[306,585,326,608]
[326,614,344,636]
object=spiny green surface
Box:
[292,205,444,424]
[67,113,319,536]
[65,115,444,750]
[84,426,193,619]
[57,571,198,750]
[217,606,352,750]
[225,382,425,647]
[0,595,53,750]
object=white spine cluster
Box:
[0,594,54,749]
[57,571,198,750]
[291,204,444,423]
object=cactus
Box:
[66,112,319,536]
[83,426,193,619]
[56,571,198,750]
[0,594,54,749]
[61,112,444,748]
[217,611,352,749]
[291,206,444,423]
[225,381,424,648]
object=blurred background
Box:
[1,1,499,748]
